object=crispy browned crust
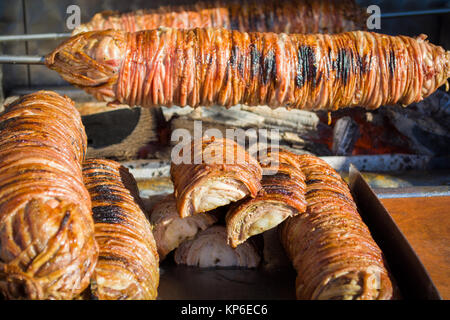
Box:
[149,194,218,260]
[46,28,449,110]
[0,91,97,300]
[280,154,393,300]
[83,158,159,300]
[170,137,262,218]
[226,150,307,248]
[74,0,366,35]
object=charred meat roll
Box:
[174,226,260,268]
[226,150,307,248]
[83,159,159,300]
[46,28,449,110]
[170,137,262,218]
[0,91,97,300]
[280,154,393,300]
[149,194,218,260]
[74,0,366,35]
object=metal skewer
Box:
[0,32,72,42]
[0,55,45,64]
[0,8,448,42]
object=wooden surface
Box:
[381,196,450,300]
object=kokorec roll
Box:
[0,91,97,300]
[83,159,159,300]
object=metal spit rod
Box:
[0,33,71,42]
[0,7,449,42]
[0,55,45,64]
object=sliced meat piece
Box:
[170,137,262,217]
[226,150,307,248]
[149,194,218,260]
[174,226,260,268]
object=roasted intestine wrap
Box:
[280,154,393,300]
[46,28,449,110]
[83,159,159,300]
[226,150,307,248]
[0,91,97,300]
[74,0,366,35]
[170,137,262,218]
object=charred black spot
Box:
[388,49,396,76]
[238,60,245,78]
[92,205,126,224]
[306,179,322,185]
[82,163,113,172]
[98,255,128,264]
[250,44,261,78]
[262,172,291,183]
[224,63,230,85]
[296,45,317,88]
[262,49,276,85]
[230,45,239,68]
[356,54,366,75]
[83,171,116,178]
[91,185,127,203]
[230,45,245,79]
[264,186,294,197]
[335,48,352,85]
[60,210,71,229]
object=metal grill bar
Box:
[0,33,71,42]
[0,55,45,64]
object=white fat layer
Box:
[164,218,203,253]
[195,241,239,268]
[248,202,295,237]
[191,178,248,213]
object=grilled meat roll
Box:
[46,28,449,111]
[74,0,365,35]
[0,91,97,300]
[226,150,307,248]
[170,137,262,218]
[83,159,159,300]
[280,154,393,300]
[149,194,218,260]
[174,226,260,268]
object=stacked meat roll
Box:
[83,159,159,300]
[46,28,449,110]
[74,0,366,35]
[0,91,97,300]
[170,137,262,218]
[149,194,218,260]
[280,154,393,300]
[226,150,307,248]
[174,226,260,268]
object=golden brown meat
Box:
[46,28,449,111]
[226,150,307,248]
[170,137,262,218]
[0,91,97,300]
[174,225,260,268]
[83,159,159,300]
[280,154,393,300]
[74,0,366,35]
[149,194,218,260]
